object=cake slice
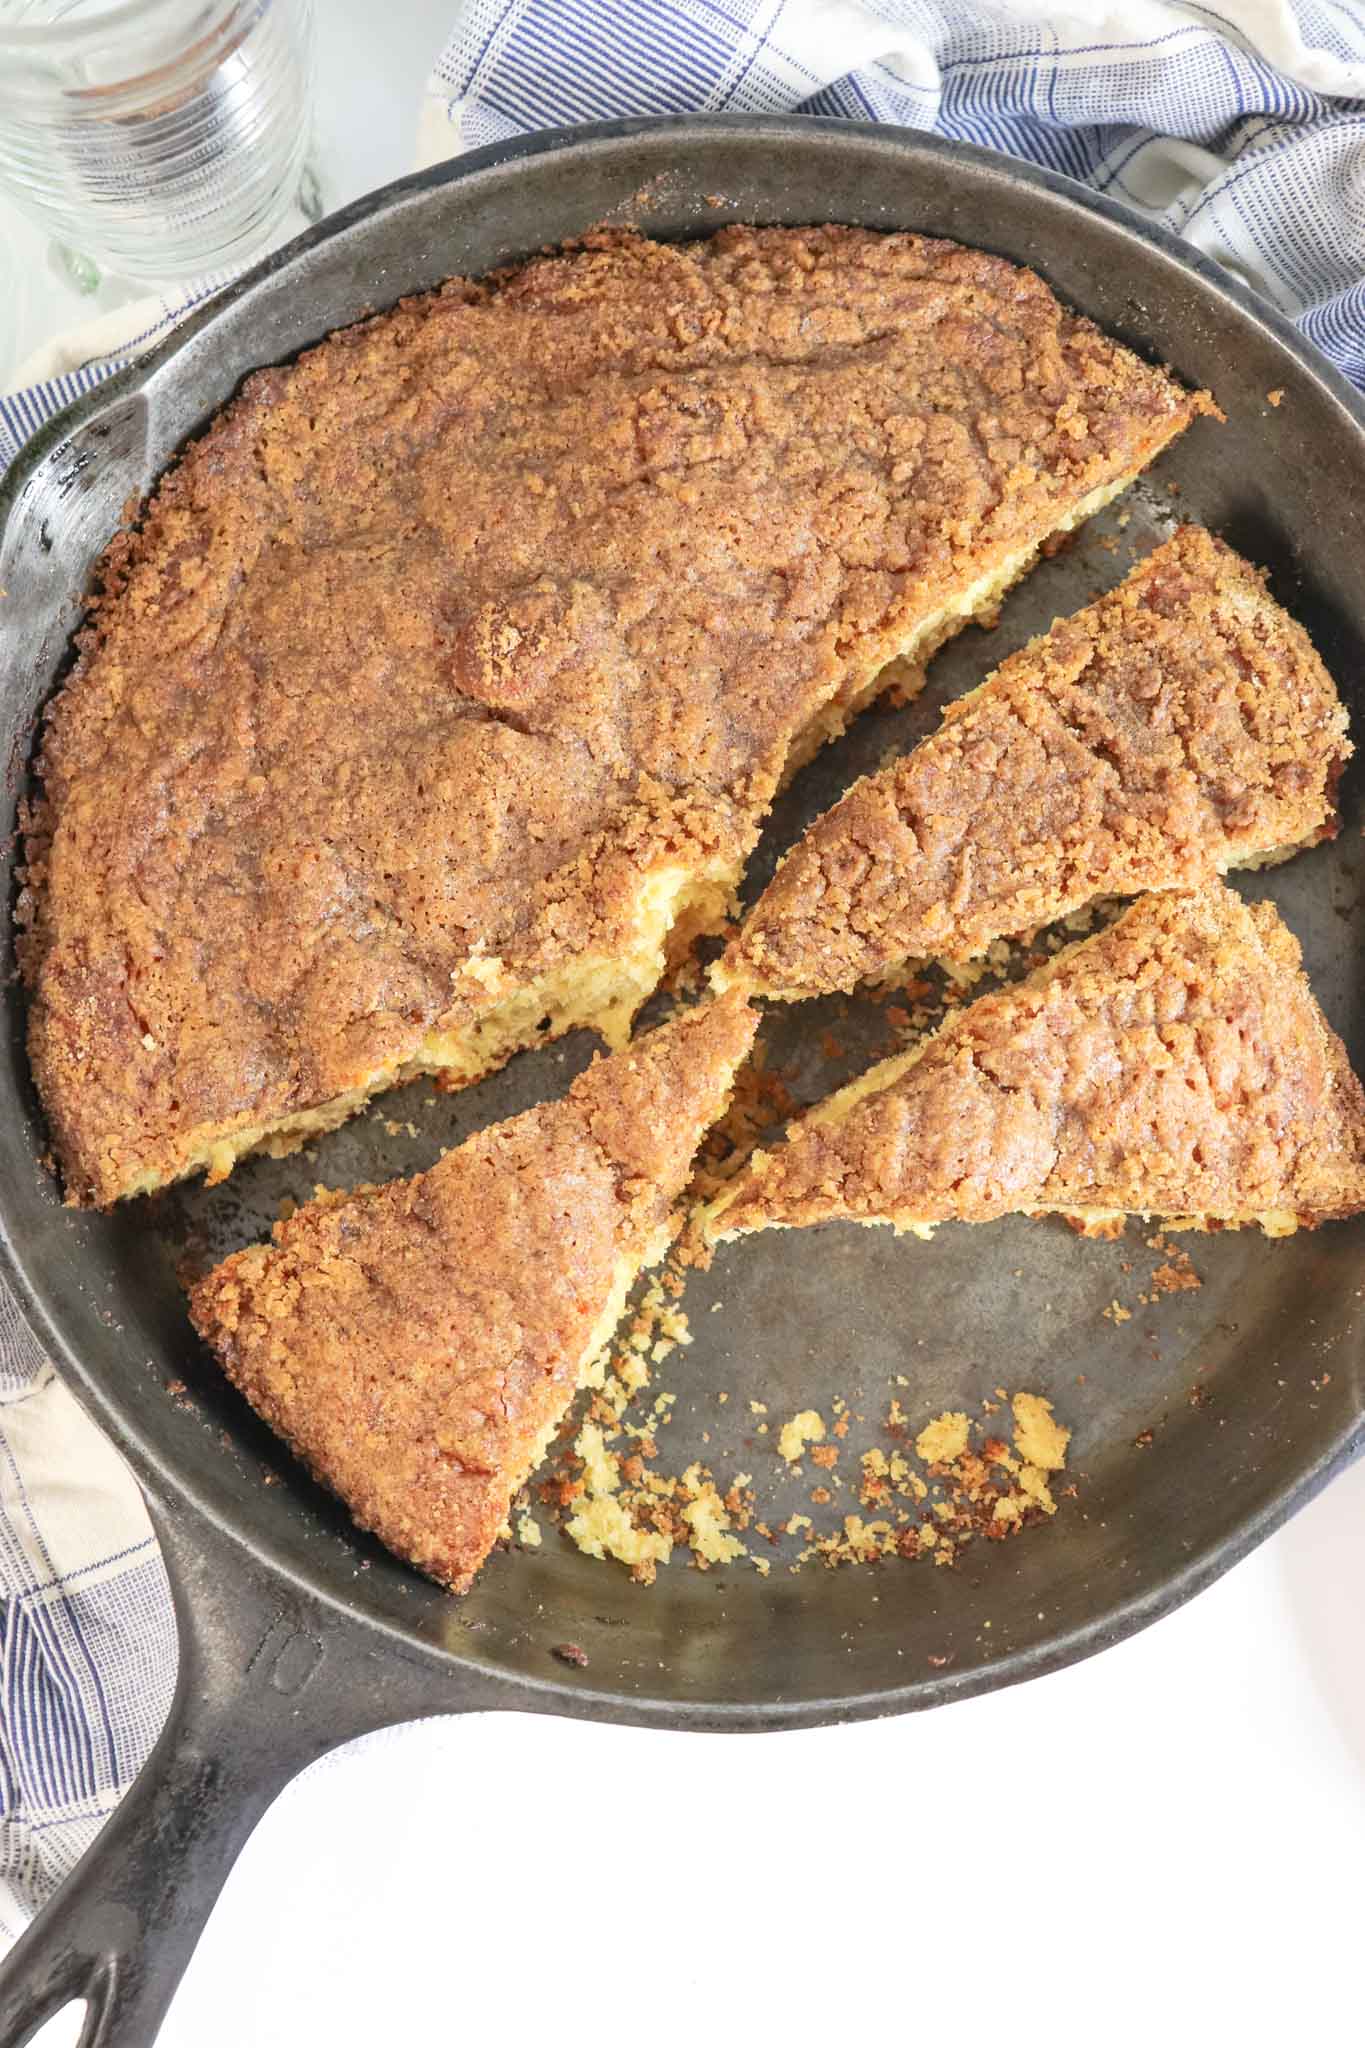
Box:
[189,993,755,1594]
[716,529,1348,1002]
[709,888,1365,1242]
[23,225,1209,1206]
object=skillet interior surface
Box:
[1,117,1363,1730]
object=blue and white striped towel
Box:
[1,0,1363,1934]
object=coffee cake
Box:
[21,225,1205,1205]
[709,887,1365,1240]
[716,529,1348,1001]
[188,993,755,1595]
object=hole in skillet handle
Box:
[0,1488,490,2048]
[27,2000,87,2047]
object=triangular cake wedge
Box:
[23,225,1207,1205]
[189,994,755,1594]
[709,889,1365,1242]
[716,529,1348,1002]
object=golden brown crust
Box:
[713,887,1365,1236]
[188,994,755,1593]
[21,225,1203,1206]
[720,528,1350,998]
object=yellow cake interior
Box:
[117,863,732,1201]
[781,474,1130,779]
[494,1233,666,1544]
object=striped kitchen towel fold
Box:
[0,0,1363,1934]
[0,1313,173,1941]
[428,0,1365,382]
[5,0,1365,483]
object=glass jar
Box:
[0,0,316,284]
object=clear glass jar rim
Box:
[0,0,242,55]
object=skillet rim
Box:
[2,111,1364,1730]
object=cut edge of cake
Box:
[83,472,1162,1209]
[706,887,1365,1244]
[187,991,756,1594]
[30,219,1216,1217]
[775,469,1138,780]
[714,526,1350,1006]
[112,854,736,1202]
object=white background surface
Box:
[8,5,1365,2041]
[168,1458,1365,2047]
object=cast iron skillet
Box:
[0,116,1363,2047]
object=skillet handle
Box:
[0,1492,478,2048]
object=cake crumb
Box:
[1152,1250,1201,1294]
[551,1255,1075,1582]
[915,1410,970,1464]
[564,1421,673,1582]
[679,1465,747,1566]
[1012,1392,1071,1470]
[1017,1462,1058,1515]
[778,1409,826,1463]
[1066,1213,1125,1240]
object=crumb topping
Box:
[188,994,753,1593]
[21,224,1200,1205]
[721,528,1349,999]
[715,885,1365,1236]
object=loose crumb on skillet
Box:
[528,1234,1081,1580]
